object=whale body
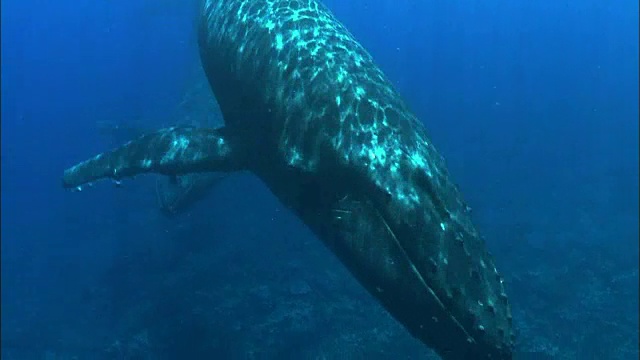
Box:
[62,0,514,358]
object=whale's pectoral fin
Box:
[62,126,244,189]
[155,172,228,216]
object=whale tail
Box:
[62,126,244,190]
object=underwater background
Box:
[1,0,638,359]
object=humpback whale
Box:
[62,0,514,358]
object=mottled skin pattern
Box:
[62,0,514,358]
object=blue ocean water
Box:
[1,0,638,359]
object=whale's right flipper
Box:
[156,172,228,216]
[62,127,244,190]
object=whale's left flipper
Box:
[62,127,244,189]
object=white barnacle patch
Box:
[216,137,225,147]
[236,1,247,19]
[274,33,284,50]
[331,131,344,148]
[175,137,190,149]
[264,19,276,31]
[410,152,426,168]
[336,67,347,83]
[335,95,341,106]
[440,222,447,231]
[389,162,399,174]
[367,149,377,163]
[140,159,152,169]
[368,145,387,167]
[310,45,320,57]
[286,148,303,166]
[396,189,408,203]
[161,136,190,165]
[407,189,420,204]
[354,54,364,67]
[439,253,448,265]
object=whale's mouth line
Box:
[376,207,475,343]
